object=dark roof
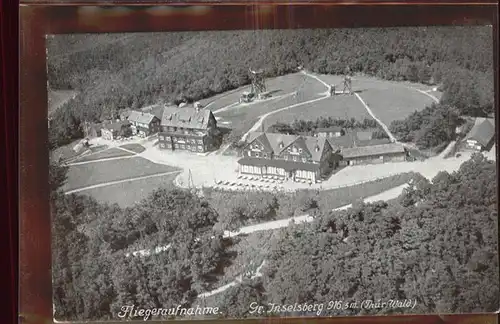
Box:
[316,127,344,133]
[465,118,495,147]
[128,111,158,124]
[238,157,320,172]
[327,134,356,149]
[161,105,214,129]
[102,120,130,132]
[245,132,331,162]
[341,143,406,159]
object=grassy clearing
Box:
[203,73,312,112]
[77,172,179,207]
[262,94,372,130]
[359,88,435,125]
[119,143,146,154]
[72,147,135,162]
[313,73,437,124]
[63,157,180,191]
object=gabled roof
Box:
[161,105,214,129]
[244,132,332,163]
[341,143,406,159]
[128,111,158,125]
[248,132,274,152]
[465,118,496,147]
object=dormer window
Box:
[315,145,320,152]
[299,148,303,153]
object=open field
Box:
[200,73,315,112]
[72,147,135,162]
[212,73,326,134]
[357,88,436,125]
[63,156,180,192]
[311,73,439,124]
[77,172,179,207]
[262,94,372,130]
[119,143,146,154]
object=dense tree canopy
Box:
[260,154,498,315]
[47,27,493,148]
[51,183,231,321]
[389,103,462,149]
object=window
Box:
[198,146,203,152]
[255,152,260,157]
[186,145,191,150]
[197,139,203,144]
[159,135,164,141]
[263,153,268,158]
[293,156,298,162]
[160,143,165,149]
[299,148,303,153]
[166,143,172,148]
[181,144,185,149]
[284,156,289,160]
[247,151,251,156]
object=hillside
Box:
[46,27,494,148]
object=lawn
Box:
[77,172,179,207]
[262,94,372,130]
[201,73,319,113]
[216,89,324,138]
[63,156,180,192]
[310,73,438,124]
[72,147,135,163]
[358,88,436,125]
[119,143,146,154]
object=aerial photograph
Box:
[47,26,498,321]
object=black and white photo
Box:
[47,26,498,321]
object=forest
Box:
[46,26,494,148]
[389,103,462,150]
[50,153,499,320]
